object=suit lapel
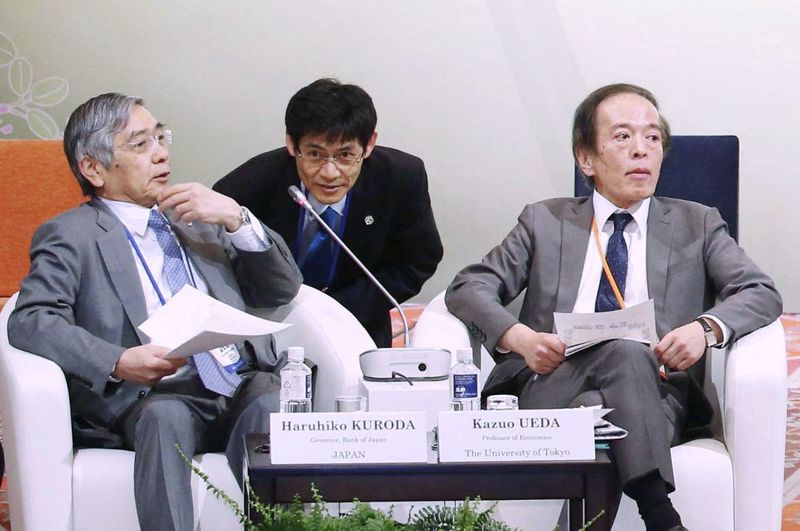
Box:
[646,197,674,326]
[556,198,592,311]
[92,200,150,344]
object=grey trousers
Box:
[117,370,280,531]
[518,339,685,490]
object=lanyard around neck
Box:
[591,217,626,310]
[123,224,197,306]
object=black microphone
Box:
[288,185,451,383]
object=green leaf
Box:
[26,108,60,139]
[0,31,16,67]
[9,57,33,97]
[31,77,69,107]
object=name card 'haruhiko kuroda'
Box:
[438,408,594,462]
[270,412,428,464]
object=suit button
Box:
[138,390,147,399]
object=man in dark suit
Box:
[214,78,443,347]
[8,93,302,531]
[446,84,782,531]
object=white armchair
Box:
[0,285,375,531]
[411,291,787,531]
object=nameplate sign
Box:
[270,412,428,464]
[437,408,594,463]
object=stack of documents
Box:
[589,406,628,441]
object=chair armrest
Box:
[0,293,75,530]
[411,291,472,354]
[411,291,497,388]
[720,319,787,531]
[258,285,376,412]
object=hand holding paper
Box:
[138,285,291,359]
[553,299,659,356]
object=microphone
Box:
[288,185,451,383]
[289,185,410,344]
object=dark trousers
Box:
[115,370,280,531]
[519,339,685,491]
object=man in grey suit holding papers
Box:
[446,83,781,531]
[8,93,302,531]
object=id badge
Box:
[210,344,245,373]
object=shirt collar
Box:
[301,184,348,217]
[100,197,157,237]
[592,190,650,232]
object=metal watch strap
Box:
[240,207,251,227]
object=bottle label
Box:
[453,373,479,399]
[281,371,311,401]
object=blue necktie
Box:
[301,207,339,290]
[148,210,241,397]
[595,212,634,312]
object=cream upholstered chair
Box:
[411,291,787,531]
[0,285,374,531]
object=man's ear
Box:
[285,134,298,156]
[78,157,105,189]
[363,131,378,159]
[576,149,595,178]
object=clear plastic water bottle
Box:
[280,347,312,413]
[450,348,480,411]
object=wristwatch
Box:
[695,318,718,348]
[239,207,251,228]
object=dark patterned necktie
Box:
[148,210,241,397]
[301,207,339,289]
[595,212,634,312]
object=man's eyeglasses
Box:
[296,150,364,168]
[122,130,173,154]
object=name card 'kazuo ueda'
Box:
[270,412,428,464]
[437,408,594,463]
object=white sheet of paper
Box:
[554,299,659,356]
[138,285,290,359]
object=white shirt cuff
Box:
[227,207,272,252]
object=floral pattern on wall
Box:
[0,30,69,139]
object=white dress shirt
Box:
[572,191,729,344]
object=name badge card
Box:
[270,411,428,464]
[438,408,594,463]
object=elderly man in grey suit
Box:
[8,93,302,531]
[446,83,781,531]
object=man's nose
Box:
[152,142,169,163]
[631,135,648,158]
[319,160,340,179]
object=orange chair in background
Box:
[0,140,85,306]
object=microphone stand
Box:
[288,185,450,383]
[288,185,410,346]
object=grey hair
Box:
[63,93,144,195]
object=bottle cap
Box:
[456,348,473,362]
[287,346,304,363]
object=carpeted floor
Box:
[0,312,797,530]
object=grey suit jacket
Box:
[446,196,782,413]
[8,198,302,447]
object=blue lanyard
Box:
[123,223,197,306]
[293,190,352,289]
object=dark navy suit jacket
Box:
[214,146,444,347]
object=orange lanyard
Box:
[591,217,626,309]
